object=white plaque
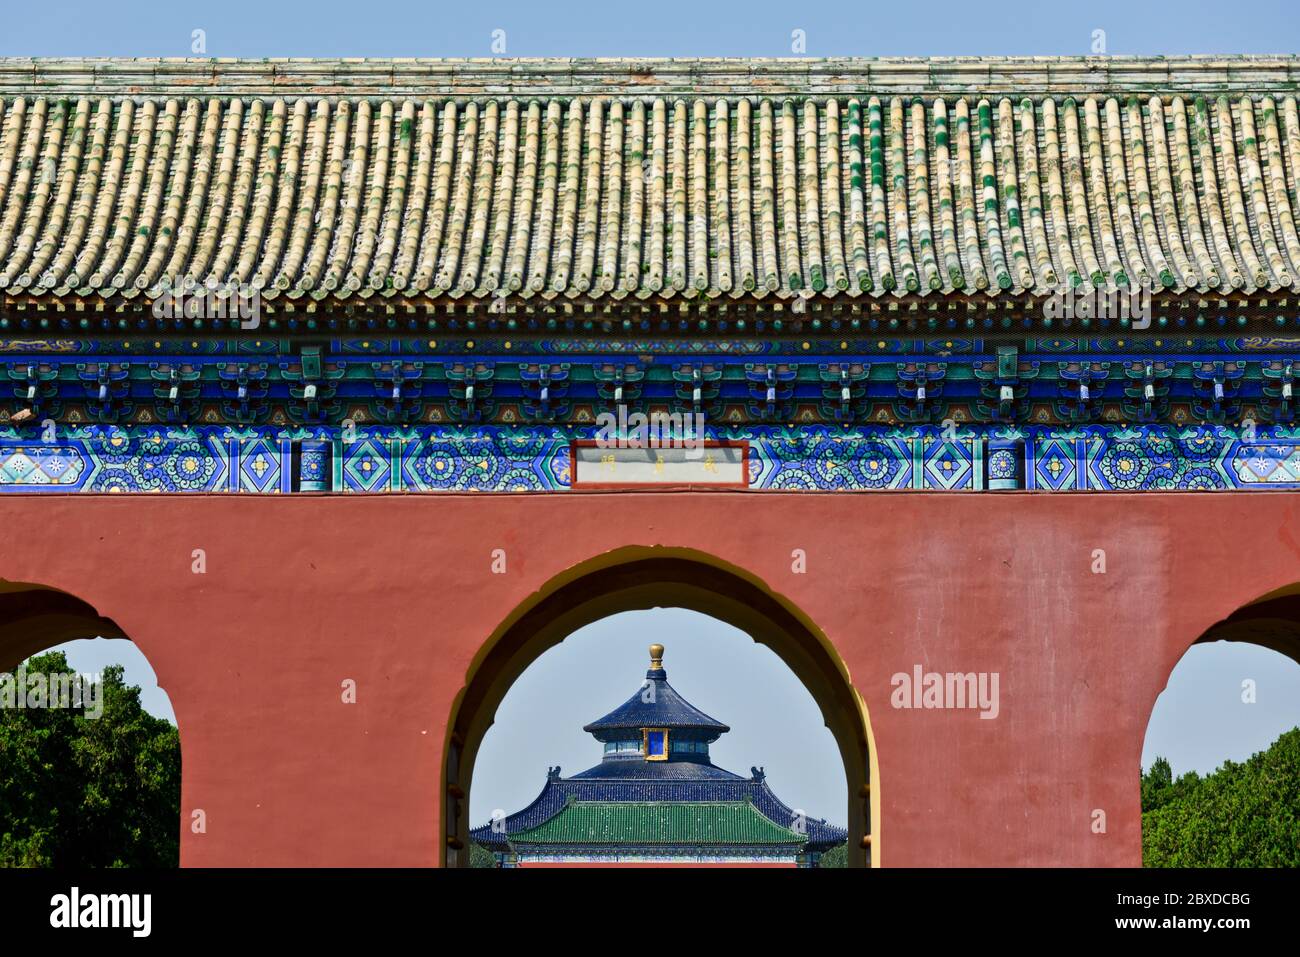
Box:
[571,443,748,487]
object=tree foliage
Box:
[817,841,847,867]
[0,651,181,868]
[1142,727,1300,867]
[469,840,499,868]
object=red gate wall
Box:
[2,491,1296,867]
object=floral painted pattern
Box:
[2,423,1298,492]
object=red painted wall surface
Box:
[1,491,1297,867]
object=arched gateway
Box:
[3,56,1300,866]
[467,642,851,867]
[442,551,875,867]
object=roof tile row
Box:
[507,801,807,846]
[2,92,1299,305]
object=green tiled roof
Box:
[508,801,808,846]
[3,57,1300,309]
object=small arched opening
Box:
[1141,585,1300,866]
[0,579,181,867]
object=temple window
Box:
[643,728,669,760]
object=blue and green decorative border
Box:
[1,424,1299,493]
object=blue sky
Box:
[0,0,1297,58]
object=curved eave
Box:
[8,290,1300,311]
[468,770,847,852]
[568,759,745,781]
[582,719,731,734]
[469,776,567,851]
[4,289,1298,344]
[582,678,730,735]
[752,778,848,851]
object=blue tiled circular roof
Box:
[582,663,730,736]
[570,759,744,781]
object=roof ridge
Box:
[7,55,1299,62]
[3,56,1300,98]
[566,799,754,805]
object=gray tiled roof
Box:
[2,57,1299,308]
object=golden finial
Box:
[649,644,665,669]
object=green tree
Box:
[1143,727,1300,867]
[469,840,499,868]
[0,651,181,867]
[1140,756,1172,811]
[817,841,847,867]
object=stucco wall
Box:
[2,491,1296,866]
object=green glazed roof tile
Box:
[509,801,808,846]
